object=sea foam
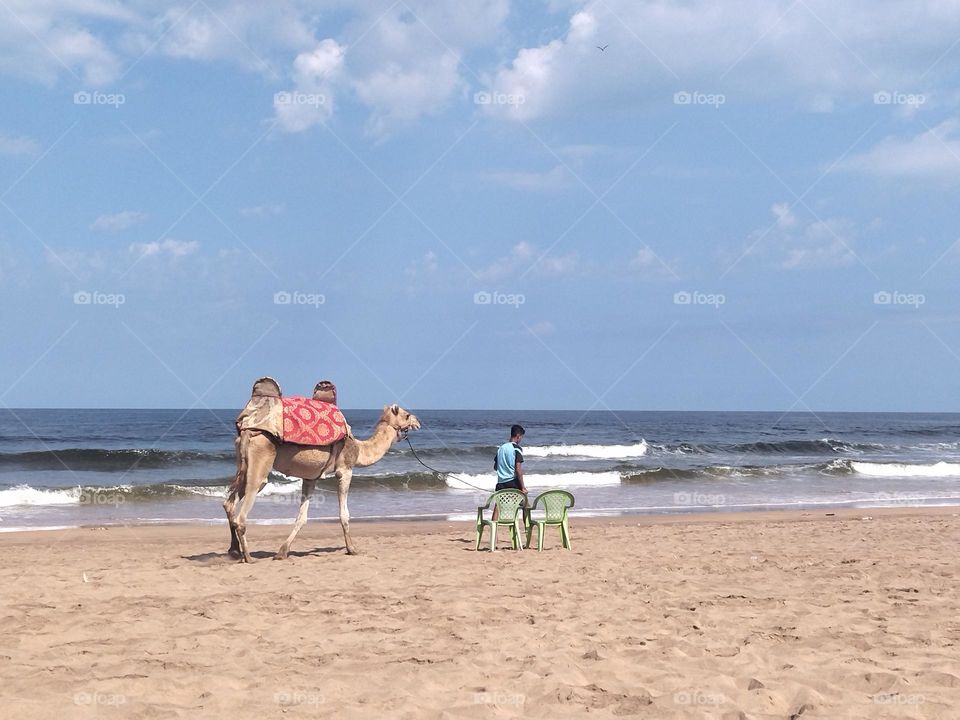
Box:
[445,471,622,491]
[0,485,80,506]
[522,441,647,459]
[850,461,960,478]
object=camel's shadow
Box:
[182,546,343,564]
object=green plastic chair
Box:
[475,489,528,551]
[524,490,574,551]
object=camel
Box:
[224,403,421,562]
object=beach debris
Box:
[748,678,765,691]
[860,516,873,521]
[82,572,89,583]
[581,649,601,660]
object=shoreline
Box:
[2,503,958,538]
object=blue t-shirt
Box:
[494,441,524,483]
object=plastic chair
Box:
[475,489,528,551]
[524,490,574,551]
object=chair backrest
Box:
[535,490,575,521]
[490,489,526,521]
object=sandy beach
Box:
[2,508,958,719]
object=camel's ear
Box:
[391,404,400,415]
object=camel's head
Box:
[381,404,421,439]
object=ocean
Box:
[2,408,960,532]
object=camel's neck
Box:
[355,421,398,467]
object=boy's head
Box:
[510,424,525,442]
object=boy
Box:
[494,424,526,494]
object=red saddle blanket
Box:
[281,397,348,446]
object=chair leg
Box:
[490,523,497,552]
[475,523,483,551]
[537,522,544,552]
[560,519,571,549]
[525,520,533,549]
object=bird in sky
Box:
[596,44,609,51]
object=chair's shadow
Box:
[182,546,343,564]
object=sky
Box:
[1,0,960,411]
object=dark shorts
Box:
[495,479,522,491]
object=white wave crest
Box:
[178,485,228,498]
[260,480,304,496]
[851,461,960,478]
[522,440,647,459]
[0,485,80,507]
[445,471,622,492]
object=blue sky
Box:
[1,0,959,411]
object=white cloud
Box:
[141,1,317,75]
[538,252,579,274]
[276,0,509,137]
[752,203,856,270]
[239,203,285,217]
[353,54,462,137]
[629,246,676,278]
[129,239,198,259]
[488,165,570,191]
[405,250,440,277]
[90,210,146,232]
[44,246,107,277]
[528,320,556,337]
[771,202,797,229]
[0,0,131,85]
[840,119,960,179]
[273,39,343,132]
[488,1,960,121]
[479,242,580,280]
[479,242,535,281]
[781,218,856,269]
[0,132,40,156]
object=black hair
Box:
[510,424,525,438]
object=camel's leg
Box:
[234,432,277,563]
[336,467,358,555]
[224,435,244,558]
[224,486,242,558]
[275,479,316,560]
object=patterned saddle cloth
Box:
[281,396,349,446]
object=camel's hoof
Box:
[346,547,361,556]
[228,548,242,560]
[273,551,288,561]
